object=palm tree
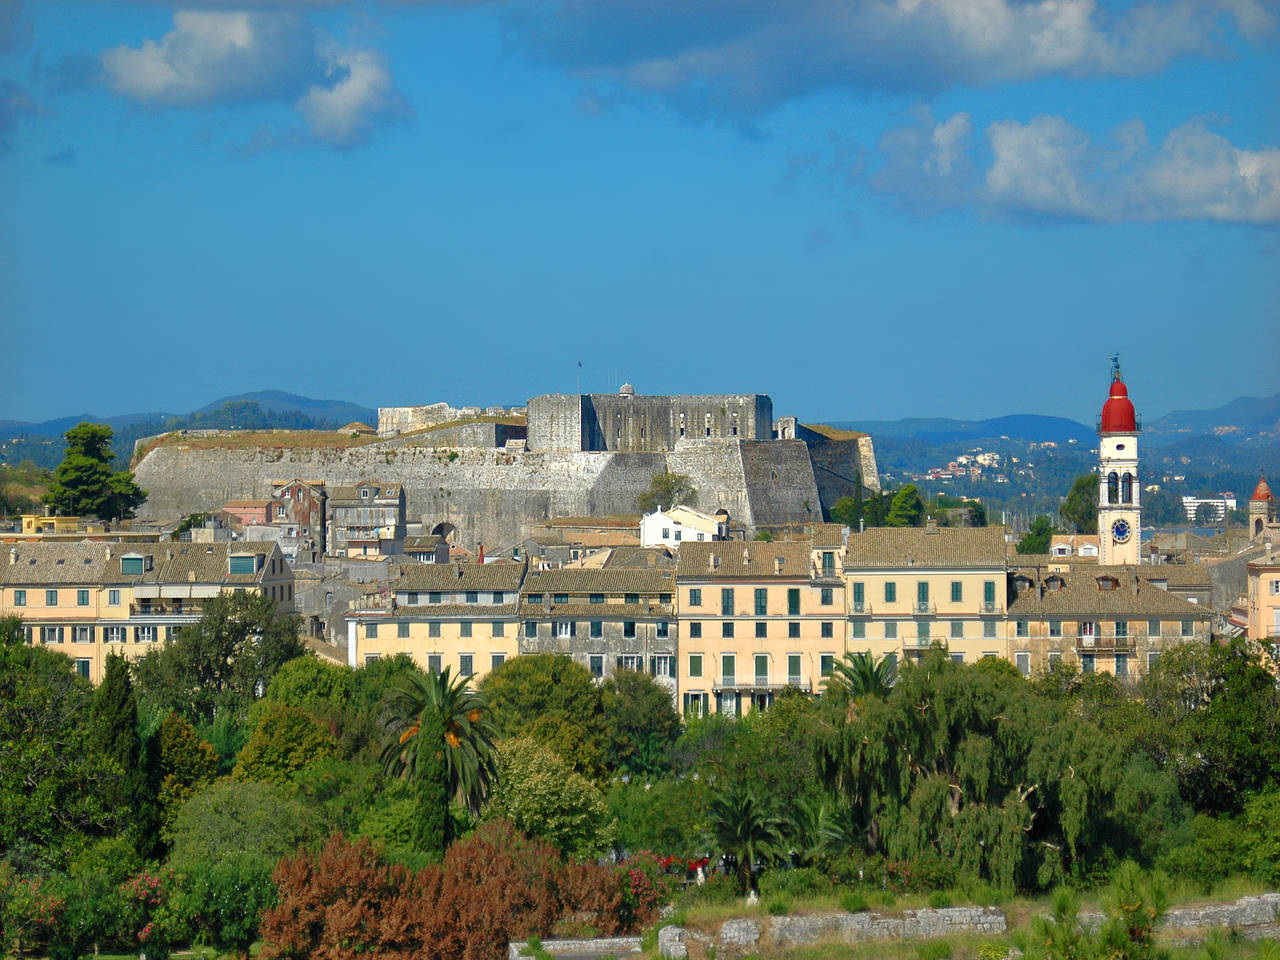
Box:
[381,666,498,822]
[706,784,786,895]
[823,652,896,705]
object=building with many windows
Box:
[1005,565,1212,676]
[1244,545,1280,641]
[675,538,846,717]
[1,540,294,683]
[841,522,1007,667]
[328,480,406,557]
[345,561,526,679]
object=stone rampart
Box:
[133,436,822,553]
[378,402,520,437]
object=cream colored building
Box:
[1,540,294,683]
[1005,564,1212,677]
[1245,548,1280,641]
[675,536,846,717]
[346,561,526,679]
[841,522,1008,667]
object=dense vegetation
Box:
[2,598,1279,958]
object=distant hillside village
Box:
[3,379,1279,706]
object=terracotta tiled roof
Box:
[1141,563,1211,588]
[1007,566,1212,619]
[2,542,111,584]
[329,481,403,503]
[398,561,527,592]
[521,566,674,596]
[810,523,847,548]
[403,535,444,550]
[389,603,520,618]
[676,541,814,580]
[843,526,1006,569]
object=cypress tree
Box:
[90,654,159,852]
[413,708,451,858]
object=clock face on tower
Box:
[1111,518,1132,543]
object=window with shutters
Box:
[788,622,800,639]
[459,654,473,676]
[75,659,90,679]
[590,620,603,638]
[754,589,768,615]
[721,589,734,616]
[821,587,833,606]
[553,593,568,604]
[460,621,472,638]
[653,655,673,677]
[554,620,574,638]
[625,593,639,605]
[70,625,93,643]
[885,621,898,639]
[428,622,441,638]
[492,621,504,637]
[950,581,962,603]
[689,588,702,607]
[491,653,505,670]
[689,621,702,638]
[885,582,896,603]
[656,621,669,639]
[428,654,442,674]
[950,621,963,639]
[77,589,89,606]
[688,653,703,678]
[721,654,736,684]
[46,590,58,606]
[787,588,800,615]
[620,654,642,671]
[852,621,865,639]
[722,621,734,638]
[755,621,767,639]
[821,621,834,639]
[397,622,409,638]
[590,593,605,604]
[524,620,537,638]
[12,589,25,606]
[41,626,62,644]
[754,654,769,684]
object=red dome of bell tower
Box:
[1099,358,1137,435]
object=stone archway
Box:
[431,521,460,547]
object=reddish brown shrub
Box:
[260,823,642,960]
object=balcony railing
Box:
[981,601,997,614]
[1076,636,1136,652]
[912,602,936,616]
[851,601,870,615]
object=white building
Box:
[1180,495,1237,523]
[639,505,727,548]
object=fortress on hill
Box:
[132,386,879,552]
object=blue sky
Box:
[1,0,1277,426]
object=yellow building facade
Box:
[1,540,295,683]
[675,538,846,717]
[842,524,1008,667]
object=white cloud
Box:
[298,48,399,147]
[102,11,323,106]
[101,10,403,148]
[514,0,1273,116]
[862,109,1280,225]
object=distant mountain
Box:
[0,411,178,439]
[828,414,1094,446]
[1,391,378,440]
[1143,393,1280,446]
[192,390,377,428]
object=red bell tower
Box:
[1097,357,1141,565]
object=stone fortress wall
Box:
[134,388,878,552]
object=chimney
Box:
[925,517,938,534]
[1267,540,1273,563]
[774,556,784,575]
[742,547,751,565]
[455,564,464,579]
[478,543,485,564]
[709,552,719,571]
[8,548,15,566]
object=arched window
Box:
[1107,472,1120,504]
[1121,473,1133,504]
[1257,518,1266,537]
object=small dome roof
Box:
[1252,476,1274,502]
[618,382,635,395]
[1100,376,1136,434]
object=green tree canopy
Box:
[635,471,697,513]
[479,654,608,779]
[486,737,616,860]
[0,643,121,868]
[886,483,925,527]
[600,669,682,776]
[233,702,338,785]
[167,778,318,876]
[1017,515,1055,554]
[44,422,146,520]
[1059,473,1099,534]
[134,591,305,725]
